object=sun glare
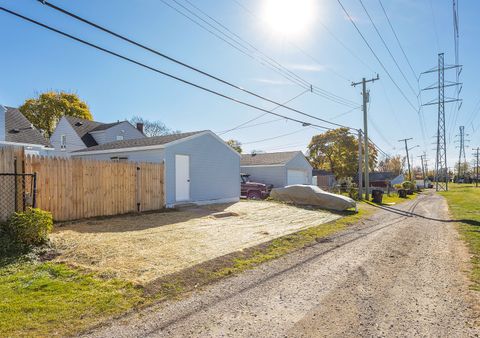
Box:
[262,0,316,38]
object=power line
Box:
[218,89,309,135]
[335,0,418,112]
[32,1,357,130]
[358,0,418,98]
[159,0,359,108]
[242,127,310,145]
[1,6,356,134]
[377,0,417,81]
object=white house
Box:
[50,116,145,155]
[71,130,241,207]
[0,105,53,155]
[240,151,313,187]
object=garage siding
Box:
[240,165,286,188]
[285,153,312,184]
[72,148,165,163]
[164,133,240,206]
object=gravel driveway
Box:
[52,200,339,283]
[84,192,480,337]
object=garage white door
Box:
[287,169,308,185]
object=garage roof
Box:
[241,151,302,166]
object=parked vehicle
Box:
[240,173,272,199]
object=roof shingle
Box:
[240,151,302,166]
[72,131,206,153]
[5,107,50,146]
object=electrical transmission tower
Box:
[455,126,467,179]
[421,53,462,191]
[473,147,480,188]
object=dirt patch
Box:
[51,200,340,284]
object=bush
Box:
[5,208,53,246]
[401,181,416,191]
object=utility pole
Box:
[418,154,426,188]
[399,138,413,181]
[352,74,379,200]
[358,129,363,200]
[473,147,480,188]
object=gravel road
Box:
[85,192,480,337]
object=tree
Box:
[129,116,178,137]
[226,139,242,153]
[377,155,405,175]
[19,91,92,137]
[308,127,378,179]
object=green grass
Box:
[439,184,480,291]
[0,256,144,337]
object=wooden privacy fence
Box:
[21,155,165,221]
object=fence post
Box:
[136,166,141,212]
[32,172,37,208]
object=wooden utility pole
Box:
[399,138,413,181]
[358,129,363,199]
[352,75,379,200]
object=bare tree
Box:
[130,116,179,137]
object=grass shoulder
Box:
[439,184,480,291]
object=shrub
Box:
[401,181,416,191]
[6,208,53,246]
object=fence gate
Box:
[0,172,37,222]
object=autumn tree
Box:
[226,139,242,153]
[129,116,178,137]
[19,91,92,137]
[377,155,405,175]
[308,127,378,179]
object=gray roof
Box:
[72,131,206,153]
[5,107,50,146]
[64,116,126,147]
[240,151,302,166]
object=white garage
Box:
[241,151,313,188]
[287,169,309,185]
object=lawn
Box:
[0,200,374,336]
[439,184,480,291]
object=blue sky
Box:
[1,0,479,169]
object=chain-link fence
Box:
[0,173,36,222]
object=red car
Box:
[240,173,272,199]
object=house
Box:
[0,105,52,155]
[356,172,404,188]
[312,169,336,190]
[71,130,240,207]
[240,151,312,188]
[50,116,145,155]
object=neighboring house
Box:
[0,105,52,155]
[312,169,336,190]
[50,116,145,155]
[240,151,312,188]
[71,130,240,207]
[356,172,404,188]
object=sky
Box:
[1,0,480,171]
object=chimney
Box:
[136,122,144,134]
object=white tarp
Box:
[270,185,356,211]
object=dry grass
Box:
[51,200,341,284]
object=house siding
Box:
[164,133,240,206]
[50,117,86,155]
[72,148,165,163]
[90,121,144,145]
[240,165,286,188]
[0,105,5,141]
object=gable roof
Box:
[4,107,50,146]
[72,131,207,153]
[63,116,129,147]
[240,151,303,166]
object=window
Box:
[116,135,124,141]
[60,135,66,150]
[110,156,128,162]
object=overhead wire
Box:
[160,0,360,108]
[32,1,357,130]
[0,6,353,133]
[335,0,418,113]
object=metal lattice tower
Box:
[457,126,466,178]
[435,53,448,191]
